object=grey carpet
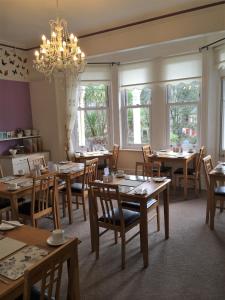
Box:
[40,190,225,300]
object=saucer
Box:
[0,223,15,231]
[152,177,167,182]
[116,174,125,178]
[47,236,68,246]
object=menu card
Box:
[0,237,26,260]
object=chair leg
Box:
[114,230,118,244]
[62,194,67,218]
[206,197,209,224]
[121,231,126,269]
[156,205,160,231]
[95,227,100,260]
[82,196,87,221]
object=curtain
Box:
[64,69,80,157]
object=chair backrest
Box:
[89,182,124,229]
[28,155,47,171]
[142,145,153,163]
[202,155,213,191]
[23,238,79,300]
[135,161,160,177]
[31,173,57,218]
[195,146,205,178]
[111,144,120,171]
[82,158,98,189]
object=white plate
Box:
[47,236,68,246]
[59,161,69,164]
[152,177,167,182]
[0,223,15,231]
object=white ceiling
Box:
[0,0,221,48]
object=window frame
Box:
[121,85,152,149]
[75,81,112,150]
[166,79,202,148]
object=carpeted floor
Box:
[42,189,225,300]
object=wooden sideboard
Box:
[0,152,50,175]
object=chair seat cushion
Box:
[121,198,157,211]
[99,208,140,227]
[58,179,66,186]
[214,186,225,196]
[18,201,52,215]
[0,198,10,209]
[61,182,86,194]
[16,286,50,300]
[174,168,195,175]
[160,166,172,173]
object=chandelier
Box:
[33,18,86,77]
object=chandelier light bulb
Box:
[33,18,86,77]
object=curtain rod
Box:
[1,1,225,51]
[87,62,120,65]
[199,37,225,51]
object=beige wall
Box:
[28,6,225,167]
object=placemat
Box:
[118,179,143,187]
[0,245,48,280]
[0,237,26,260]
[0,176,16,183]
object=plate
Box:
[152,177,167,182]
[47,236,68,246]
[58,161,69,164]
[0,223,15,231]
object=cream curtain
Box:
[65,69,80,156]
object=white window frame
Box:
[75,82,112,150]
[121,85,152,149]
[166,79,201,149]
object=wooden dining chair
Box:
[27,155,47,171]
[142,145,172,178]
[111,144,120,172]
[122,161,160,231]
[62,158,98,221]
[21,238,79,300]
[174,146,205,196]
[202,155,225,224]
[89,182,141,269]
[18,173,60,229]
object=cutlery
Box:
[1,220,22,228]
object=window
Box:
[76,83,110,150]
[221,79,225,151]
[167,80,201,148]
[121,86,151,148]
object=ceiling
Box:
[0,0,222,49]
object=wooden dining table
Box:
[88,175,171,268]
[0,225,80,300]
[148,151,196,199]
[209,165,225,230]
[74,151,112,165]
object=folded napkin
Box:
[134,188,148,195]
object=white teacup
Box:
[8,182,18,190]
[51,229,64,243]
[18,169,25,175]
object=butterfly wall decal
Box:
[12,69,17,75]
[1,59,7,65]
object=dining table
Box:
[209,164,225,230]
[148,150,197,199]
[88,175,171,268]
[0,225,80,300]
[74,150,112,165]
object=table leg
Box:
[54,190,61,229]
[66,176,73,224]
[88,189,95,252]
[140,200,148,268]
[10,195,19,220]
[163,185,170,239]
[183,161,188,199]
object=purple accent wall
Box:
[0,79,32,154]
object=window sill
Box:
[120,148,142,152]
